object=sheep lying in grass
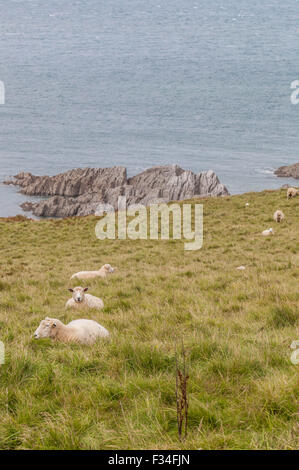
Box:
[262,228,274,236]
[33,317,109,345]
[66,286,104,309]
[287,187,299,199]
[273,210,285,223]
[71,264,116,280]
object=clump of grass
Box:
[269,306,298,328]
[175,343,189,441]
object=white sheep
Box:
[287,187,299,199]
[66,286,104,309]
[262,228,274,236]
[33,317,109,345]
[70,264,116,280]
[273,210,285,223]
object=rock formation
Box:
[4,167,127,197]
[4,165,229,218]
[274,163,299,179]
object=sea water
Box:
[0,0,298,216]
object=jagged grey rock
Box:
[5,165,229,218]
[274,163,299,179]
[4,167,127,196]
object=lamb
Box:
[33,317,109,345]
[273,210,285,223]
[287,187,299,199]
[70,264,116,280]
[66,286,104,309]
[262,228,274,236]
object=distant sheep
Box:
[66,286,104,309]
[287,187,299,199]
[33,317,109,345]
[71,264,116,280]
[262,228,274,236]
[273,210,285,223]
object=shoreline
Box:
[3,165,230,218]
[0,186,295,222]
[1,162,298,219]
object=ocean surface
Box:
[0,0,299,217]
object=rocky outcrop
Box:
[5,165,229,218]
[274,163,299,179]
[4,167,127,196]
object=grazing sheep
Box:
[273,210,285,223]
[71,264,116,280]
[287,187,299,199]
[66,286,104,309]
[33,317,109,345]
[245,203,250,207]
[236,266,246,270]
[262,228,274,236]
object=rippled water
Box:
[0,0,298,216]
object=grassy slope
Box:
[0,189,298,450]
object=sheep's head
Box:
[276,211,283,221]
[33,317,59,339]
[68,286,88,303]
[103,264,115,273]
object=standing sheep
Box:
[66,286,104,309]
[273,210,285,223]
[33,317,109,345]
[70,264,116,280]
[287,187,299,199]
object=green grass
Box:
[0,188,298,449]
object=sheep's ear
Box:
[83,287,88,292]
[45,317,50,320]
[68,288,74,292]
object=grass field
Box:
[0,188,298,450]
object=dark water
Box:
[0,0,298,216]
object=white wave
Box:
[255,168,275,176]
